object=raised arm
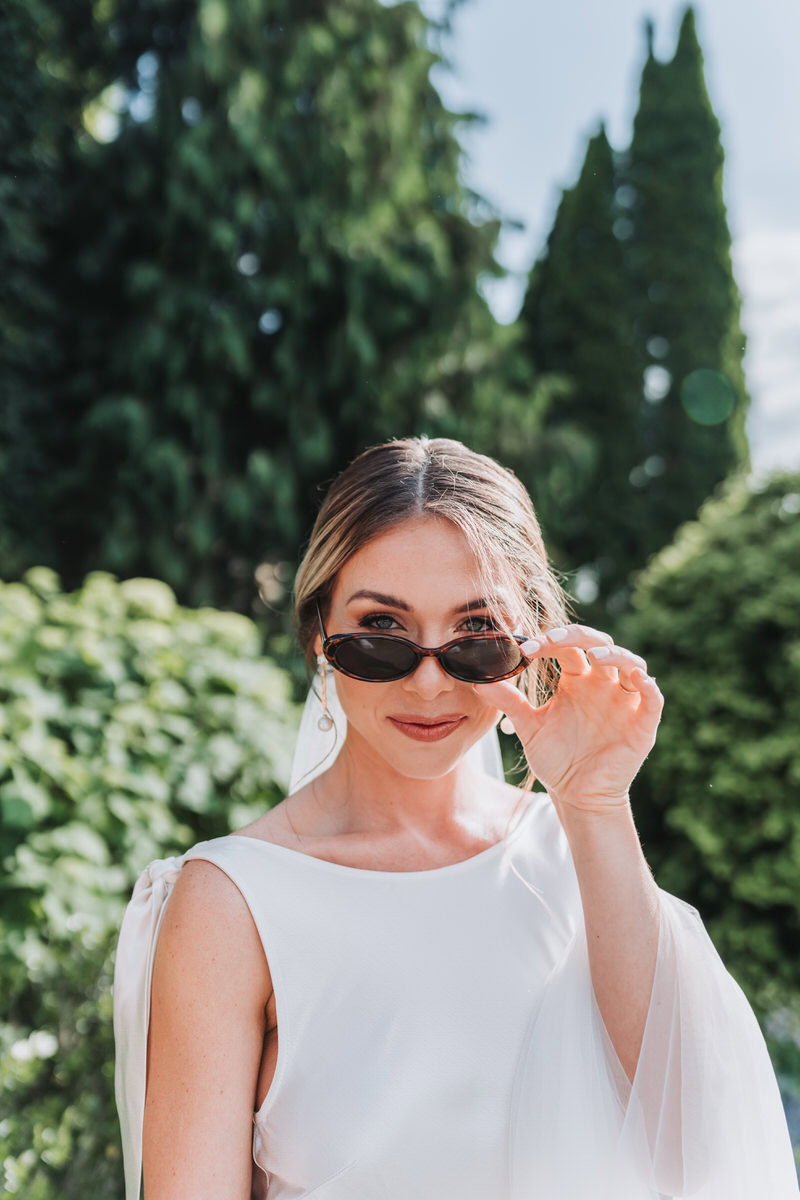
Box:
[143,859,271,1200]
[482,625,799,1197]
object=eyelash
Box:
[357,612,499,635]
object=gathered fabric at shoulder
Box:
[509,885,800,1199]
[113,853,190,1200]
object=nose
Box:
[402,651,455,699]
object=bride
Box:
[113,435,799,1199]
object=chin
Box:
[386,752,467,781]
[375,724,491,781]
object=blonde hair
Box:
[293,436,574,790]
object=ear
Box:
[313,634,323,658]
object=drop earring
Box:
[317,654,334,731]
[499,716,515,735]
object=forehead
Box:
[330,517,511,610]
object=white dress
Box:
[113,788,799,1200]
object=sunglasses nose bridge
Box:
[404,644,456,686]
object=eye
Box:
[358,612,401,631]
[461,614,499,634]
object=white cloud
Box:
[733,229,800,479]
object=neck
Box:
[311,728,493,844]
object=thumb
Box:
[471,678,540,741]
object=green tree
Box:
[8,0,504,614]
[517,127,643,622]
[625,8,749,540]
[619,472,800,1024]
[0,0,65,578]
[0,0,117,579]
[515,7,749,627]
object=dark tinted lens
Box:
[442,637,523,681]
[333,636,419,680]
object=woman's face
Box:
[314,516,524,781]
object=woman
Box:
[113,436,799,1200]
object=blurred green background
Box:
[1,0,798,1192]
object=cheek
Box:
[473,703,502,737]
[332,674,381,724]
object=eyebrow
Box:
[346,589,494,615]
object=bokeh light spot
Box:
[181,97,203,125]
[258,309,283,334]
[778,493,800,518]
[237,253,260,276]
[647,335,669,359]
[644,454,665,477]
[680,369,736,425]
[644,364,671,403]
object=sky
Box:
[416,0,800,477]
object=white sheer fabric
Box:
[114,852,184,1200]
[509,884,800,1198]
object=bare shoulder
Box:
[156,857,272,1003]
[143,858,274,1197]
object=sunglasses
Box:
[316,603,532,684]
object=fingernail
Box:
[521,639,541,654]
[547,628,569,641]
[588,646,610,658]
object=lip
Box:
[387,714,467,742]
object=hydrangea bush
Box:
[0,568,299,1197]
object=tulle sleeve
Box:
[112,853,187,1200]
[510,884,800,1198]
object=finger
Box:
[539,624,614,648]
[524,634,588,676]
[534,625,612,676]
[470,678,541,739]
[631,668,664,711]
[586,644,648,683]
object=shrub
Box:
[0,568,299,1197]
[619,471,800,1142]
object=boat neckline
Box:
[222,795,541,879]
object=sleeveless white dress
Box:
[113,790,799,1200]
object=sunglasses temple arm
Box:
[315,601,327,649]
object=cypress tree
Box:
[516,6,749,626]
[626,6,749,539]
[517,127,642,622]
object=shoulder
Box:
[155,855,272,1005]
[144,858,271,1194]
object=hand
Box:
[473,624,664,813]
